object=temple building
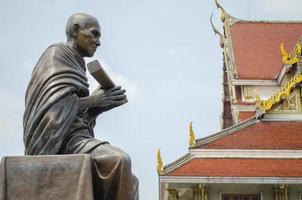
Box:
[158,1,302,200]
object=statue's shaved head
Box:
[66,13,99,41]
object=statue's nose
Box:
[96,39,100,46]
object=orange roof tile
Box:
[168,158,302,177]
[196,121,302,150]
[230,22,302,80]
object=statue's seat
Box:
[0,154,94,200]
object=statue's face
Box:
[76,21,101,57]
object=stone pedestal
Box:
[0,154,94,200]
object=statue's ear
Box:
[72,24,80,37]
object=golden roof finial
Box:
[157,148,163,175]
[189,122,196,146]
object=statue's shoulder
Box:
[41,43,71,60]
[47,43,66,52]
[38,43,63,58]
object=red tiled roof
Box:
[167,158,302,177]
[196,121,302,150]
[230,22,302,80]
[239,111,255,121]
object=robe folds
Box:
[23,43,104,155]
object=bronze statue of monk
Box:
[23,13,138,200]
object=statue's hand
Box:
[93,86,127,113]
[79,86,127,117]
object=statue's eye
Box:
[91,30,100,38]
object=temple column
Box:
[192,184,209,200]
[273,185,288,200]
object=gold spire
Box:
[189,122,196,146]
[157,148,163,175]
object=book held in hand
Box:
[87,59,115,90]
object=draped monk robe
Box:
[23,43,138,200]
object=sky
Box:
[1,0,302,199]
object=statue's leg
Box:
[89,143,138,200]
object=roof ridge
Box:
[162,153,192,175]
[192,116,258,148]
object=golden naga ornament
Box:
[157,148,163,175]
[256,73,302,111]
[189,122,196,146]
[280,42,302,65]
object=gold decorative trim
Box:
[189,122,196,146]
[157,148,163,175]
[256,74,302,111]
[280,41,302,65]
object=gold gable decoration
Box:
[189,122,196,146]
[256,73,302,111]
[157,148,163,175]
[280,39,302,65]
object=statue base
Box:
[0,154,94,200]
